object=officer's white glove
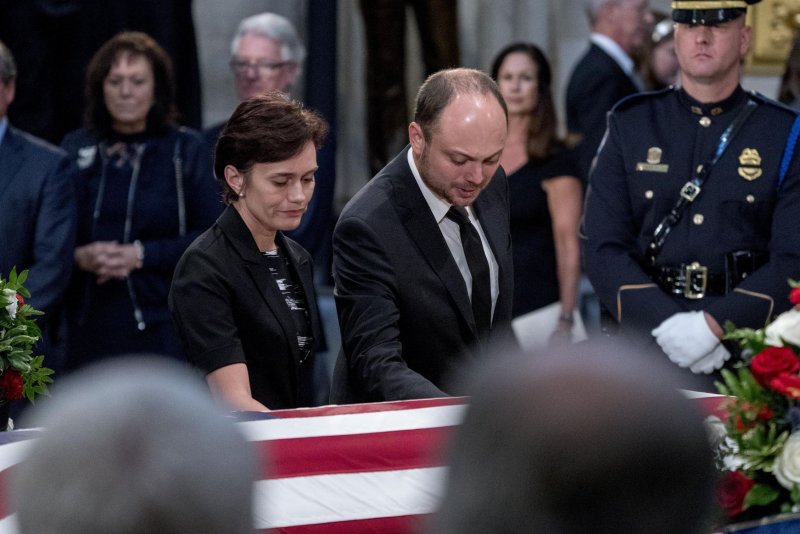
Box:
[651,311,720,368]
[689,343,731,374]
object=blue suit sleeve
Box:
[26,154,76,316]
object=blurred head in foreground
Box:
[13,357,256,534]
[432,341,717,534]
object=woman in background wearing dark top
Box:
[61,32,218,370]
[169,92,328,411]
[490,43,582,338]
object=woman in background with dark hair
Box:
[61,31,219,370]
[490,43,582,340]
[169,92,328,411]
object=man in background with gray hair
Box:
[203,11,306,148]
[566,0,653,183]
[12,357,256,534]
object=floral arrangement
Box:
[0,268,53,402]
[714,281,800,521]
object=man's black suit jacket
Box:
[566,43,640,182]
[332,147,515,402]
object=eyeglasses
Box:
[230,58,293,76]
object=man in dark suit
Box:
[332,68,515,402]
[0,40,76,374]
[566,0,653,182]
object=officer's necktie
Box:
[445,206,491,335]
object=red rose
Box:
[757,405,775,421]
[752,347,800,386]
[0,369,23,401]
[14,294,23,306]
[718,470,755,516]
[791,287,800,307]
[770,373,800,399]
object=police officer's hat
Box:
[672,0,761,25]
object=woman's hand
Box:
[207,363,270,412]
[74,241,143,283]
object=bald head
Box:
[413,67,507,139]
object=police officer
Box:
[582,0,800,377]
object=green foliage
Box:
[0,267,53,403]
[716,288,800,523]
[724,320,768,356]
[744,484,781,510]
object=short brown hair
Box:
[84,31,178,137]
[413,68,507,141]
[215,91,328,204]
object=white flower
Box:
[705,415,744,470]
[1,289,17,320]
[765,308,800,347]
[775,432,800,490]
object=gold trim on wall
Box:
[746,0,800,75]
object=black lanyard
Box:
[645,98,758,266]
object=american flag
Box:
[0,397,466,533]
[0,393,723,533]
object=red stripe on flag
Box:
[258,427,454,478]
[694,395,729,420]
[261,513,430,533]
[269,397,466,419]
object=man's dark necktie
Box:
[446,206,491,335]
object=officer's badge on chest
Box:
[738,148,762,181]
[635,147,668,173]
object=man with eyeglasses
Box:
[203,12,305,149]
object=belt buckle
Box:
[684,262,707,299]
[680,182,701,202]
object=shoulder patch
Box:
[747,91,797,116]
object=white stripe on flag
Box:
[680,389,726,399]
[238,404,466,441]
[0,440,35,472]
[253,467,448,529]
[0,513,18,534]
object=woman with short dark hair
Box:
[170,91,328,411]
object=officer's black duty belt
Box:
[647,262,726,300]
[645,250,767,300]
